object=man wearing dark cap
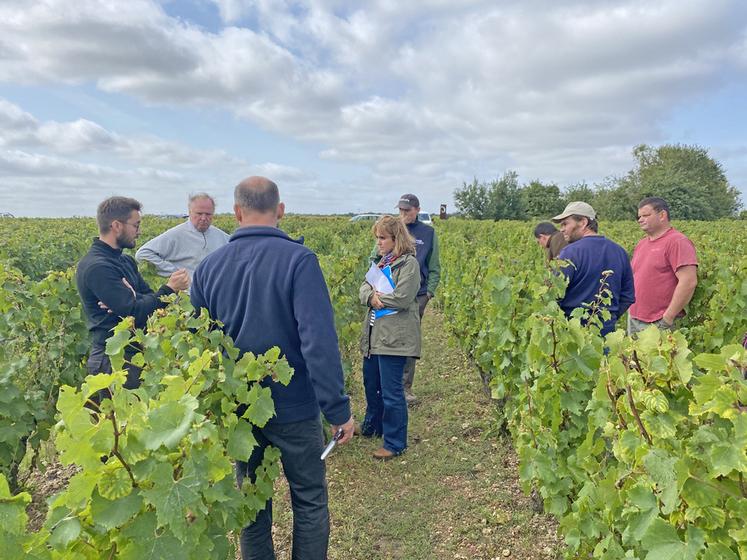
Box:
[397,193,440,403]
[552,201,635,337]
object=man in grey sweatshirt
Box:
[136,193,230,286]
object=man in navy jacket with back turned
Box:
[191,176,353,560]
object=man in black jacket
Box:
[76,196,189,390]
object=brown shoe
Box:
[372,447,396,461]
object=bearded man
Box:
[76,196,189,392]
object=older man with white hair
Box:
[136,193,230,283]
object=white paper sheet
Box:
[365,262,394,294]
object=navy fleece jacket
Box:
[191,226,351,426]
[557,235,635,336]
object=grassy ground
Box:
[266,309,563,559]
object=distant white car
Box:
[418,212,432,224]
[349,213,385,222]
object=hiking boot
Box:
[372,447,396,461]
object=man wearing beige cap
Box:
[552,201,635,336]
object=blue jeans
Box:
[362,354,408,454]
[235,417,328,560]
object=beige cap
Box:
[552,201,596,222]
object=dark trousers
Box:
[235,417,329,560]
[362,354,408,454]
[402,294,430,390]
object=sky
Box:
[1,0,746,217]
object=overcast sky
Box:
[1,0,746,217]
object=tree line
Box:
[454,144,744,221]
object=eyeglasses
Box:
[120,221,141,231]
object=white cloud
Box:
[0,98,305,215]
[1,0,746,215]
[0,98,243,167]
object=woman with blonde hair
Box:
[359,215,421,460]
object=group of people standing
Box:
[74,178,439,559]
[533,197,698,336]
[74,182,695,559]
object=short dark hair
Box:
[638,197,670,219]
[97,196,141,234]
[533,222,557,237]
[234,177,279,212]
[570,214,598,232]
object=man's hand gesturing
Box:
[167,268,190,292]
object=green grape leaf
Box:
[622,485,658,544]
[733,414,747,447]
[140,463,202,542]
[90,489,142,530]
[709,442,747,476]
[0,474,31,535]
[642,390,669,414]
[82,372,124,397]
[52,471,97,511]
[672,349,692,385]
[227,419,258,461]
[49,516,81,550]
[702,543,738,560]
[693,352,726,371]
[641,520,704,560]
[141,395,198,451]
[643,449,679,514]
[642,411,677,440]
[272,359,294,386]
[97,463,133,500]
[119,511,190,560]
[680,477,719,508]
[241,385,276,428]
[684,505,725,530]
[263,346,281,363]
[187,349,213,378]
[105,326,133,370]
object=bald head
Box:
[234,176,280,213]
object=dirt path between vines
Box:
[268,308,563,559]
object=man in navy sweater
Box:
[191,176,353,560]
[397,193,440,403]
[552,202,635,337]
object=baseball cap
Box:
[552,201,596,222]
[397,194,420,210]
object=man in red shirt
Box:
[628,197,698,335]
